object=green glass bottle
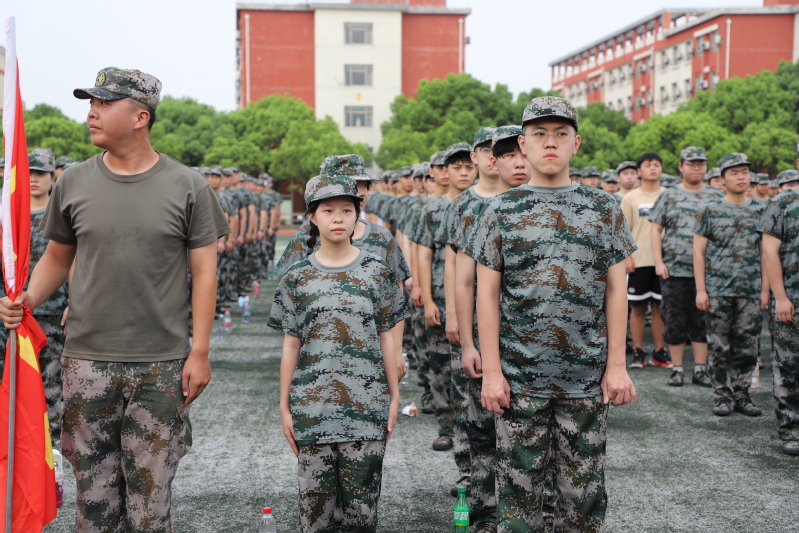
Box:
[454,486,469,532]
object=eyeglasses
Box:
[474,147,492,154]
[525,131,574,145]
[683,161,707,170]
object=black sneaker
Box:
[713,398,732,416]
[692,370,712,388]
[733,395,762,417]
[432,434,453,451]
[420,392,434,414]
[449,475,471,497]
[668,370,684,387]
[628,348,646,369]
[650,347,673,368]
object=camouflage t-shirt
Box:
[388,195,416,231]
[759,189,799,302]
[28,208,69,316]
[412,195,450,309]
[397,196,429,238]
[464,183,637,398]
[694,199,765,299]
[215,191,232,216]
[649,185,723,278]
[222,188,241,214]
[276,220,411,281]
[377,196,397,227]
[267,250,409,445]
[437,188,486,252]
[363,192,382,215]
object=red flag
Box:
[0,14,55,533]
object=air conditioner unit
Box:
[638,64,648,73]
[591,81,599,90]
[639,97,648,107]
[713,34,722,46]
[661,93,670,102]
[662,56,671,66]
[609,74,617,83]
[628,100,634,110]
[674,88,683,99]
[701,40,711,51]
[711,74,720,86]
[700,79,710,90]
[686,82,694,93]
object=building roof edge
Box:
[236,3,470,15]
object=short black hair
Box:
[445,152,472,167]
[492,138,520,159]
[146,106,157,131]
[637,152,662,166]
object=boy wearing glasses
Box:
[650,147,722,387]
[465,97,637,531]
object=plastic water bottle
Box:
[53,449,64,508]
[238,295,246,308]
[224,308,232,332]
[454,486,469,532]
[252,280,260,299]
[242,297,251,324]
[217,314,226,339]
[267,260,277,281]
[401,353,409,385]
[257,507,277,532]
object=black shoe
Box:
[713,398,732,416]
[781,441,799,456]
[733,394,762,417]
[432,434,453,451]
[650,347,673,368]
[628,348,646,369]
[420,392,434,414]
[668,370,684,387]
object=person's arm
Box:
[279,333,302,457]
[392,311,406,383]
[621,198,636,274]
[183,241,217,406]
[444,246,459,345]
[380,329,400,441]
[258,209,268,240]
[410,242,422,307]
[763,233,794,323]
[272,200,282,232]
[456,251,481,378]
[693,234,709,311]
[246,205,257,241]
[226,215,239,251]
[0,241,76,328]
[476,263,509,413]
[397,230,413,291]
[418,246,439,325]
[601,259,637,406]
[237,207,247,245]
[650,221,668,279]
[760,241,770,311]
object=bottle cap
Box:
[263,507,272,514]
[457,486,466,494]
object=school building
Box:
[549,0,799,122]
[235,0,471,155]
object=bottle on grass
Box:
[257,507,277,532]
[454,486,469,532]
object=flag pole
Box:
[5,331,16,531]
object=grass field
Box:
[45,238,799,532]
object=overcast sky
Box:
[6,0,761,122]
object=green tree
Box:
[739,117,799,173]
[229,94,316,154]
[376,126,429,169]
[774,59,799,131]
[150,122,185,161]
[25,103,68,122]
[578,102,632,138]
[203,137,265,176]
[570,118,625,171]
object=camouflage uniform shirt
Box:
[411,196,450,308]
[760,189,799,302]
[27,208,69,316]
[649,186,723,277]
[694,198,765,299]
[268,250,409,445]
[437,188,486,252]
[397,196,429,238]
[464,184,637,398]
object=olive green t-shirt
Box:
[44,153,231,362]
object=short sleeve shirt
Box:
[694,199,764,298]
[464,183,637,398]
[648,185,723,277]
[759,189,799,302]
[267,250,409,445]
[437,188,486,252]
[28,208,69,316]
[412,196,449,308]
[44,153,231,362]
[620,187,664,268]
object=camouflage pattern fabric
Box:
[377,196,397,226]
[363,192,384,216]
[680,146,708,161]
[465,376,496,527]
[74,67,162,109]
[304,174,360,206]
[268,251,408,444]
[473,126,497,149]
[318,154,372,181]
[28,209,69,315]
[648,186,723,277]
[660,277,707,345]
[772,313,799,442]
[29,148,56,172]
[412,304,431,392]
[495,395,607,533]
[61,357,191,533]
[428,349,454,437]
[718,153,751,173]
[387,194,417,231]
[521,96,578,130]
[582,166,600,178]
[297,440,386,533]
[694,199,765,298]
[436,188,486,253]
[396,195,429,238]
[706,297,760,401]
[413,196,450,310]
[760,189,799,302]
[450,346,471,474]
[464,184,636,398]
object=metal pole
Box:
[5,331,17,532]
[725,18,732,79]
[245,14,251,106]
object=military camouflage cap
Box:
[568,167,581,177]
[602,169,619,183]
[55,155,74,168]
[473,126,497,149]
[230,166,239,173]
[319,154,372,182]
[522,96,578,131]
[660,173,679,188]
[411,163,425,179]
[210,166,222,176]
[680,146,708,162]
[616,160,638,173]
[756,173,770,185]
[390,171,400,183]
[443,142,473,165]
[63,161,80,170]
[398,166,413,178]
[239,174,250,182]
[73,67,162,110]
[304,174,361,207]
[28,148,56,173]
[778,170,799,186]
[769,179,779,189]
[718,153,752,174]
[491,125,523,149]
[221,167,232,176]
[258,172,273,184]
[429,151,447,167]
[582,166,600,178]
[704,167,721,181]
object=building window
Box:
[345,65,373,86]
[345,106,373,127]
[345,22,373,44]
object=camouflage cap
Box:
[319,154,372,182]
[491,125,523,149]
[582,166,600,178]
[55,155,74,168]
[568,167,581,177]
[259,172,273,184]
[602,169,619,183]
[704,167,721,181]
[63,161,80,170]
[443,142,473,165]
[777,170,799,186]
[210,167,222,176]
[411,163,425,179]
[304,174,361,207]
[680,146,708,162]
[230,166,239,173]
[521,96,578,131]
[769,179,779,189]
[390,171,400,183]
[398,166,413,178]
[429,151,446,167]
[221,168,232,176]
[28,148,56,173]
[616,160,638,173]
[74,67,162,110]
[756,173,770,185]
[718,153,751,174]
[473,126,497,150]
[660,173,679,188]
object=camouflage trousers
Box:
[238,244,255,295]
[297,440,386,533]
[496,395,607,533]
[772,311,799,442]
[466,375,497,527]
[428,323,453,437]
[451,346,471,475]
[402,289,415,361]
[61,357,191,533]
[660,277,707,345]
[218,250,238,304]
[0,315,66,448]
[706,297,760,401]
[412,305,430,392]
[266,233,277,263]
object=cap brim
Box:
[73,87,127,101]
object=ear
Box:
[573,134,581,155]
[517,135,526,156]
[133,107,150,131]
[308,212,317,226]
[470,151,478,164]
